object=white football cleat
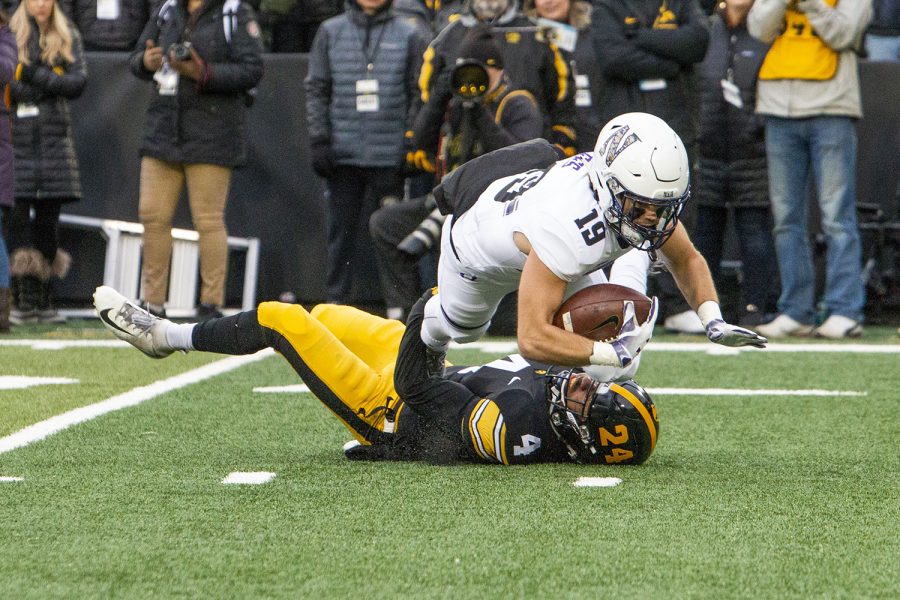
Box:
[93,286,175,358]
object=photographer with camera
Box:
[128,0,264,320]
[369,25,543,322]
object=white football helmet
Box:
[587,112,691,251]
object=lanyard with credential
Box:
[354,19,388,76]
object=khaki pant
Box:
[138,157,231,307]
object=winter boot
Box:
[36,249,71,324]
[10,249,46,324]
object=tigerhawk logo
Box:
[598,125,640,167]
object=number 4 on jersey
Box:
[513,434,542,456]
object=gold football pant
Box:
[257,302,407,444]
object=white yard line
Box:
[461,340,900,354]
[0,349,274,455]
[253,384,310,394]
[647,387,865,397]
[1,339,898,354]
[221,471,276,485]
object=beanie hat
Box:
[457,24,504,69]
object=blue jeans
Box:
[865,34,900,61]
[765,116,865,324]
[0,210,8,288]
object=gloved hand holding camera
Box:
[168,41,205,81]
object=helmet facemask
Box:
[546,369,606,463]
[603,175,689,251]
[546,372,659,465]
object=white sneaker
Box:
[93,286,175,358]
[663,310,705,334]
[755,314,813,338]
[813,315,862,339]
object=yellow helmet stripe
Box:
[609,383,657,451]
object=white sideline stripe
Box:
[648,387,866,397]
[0,349,275,455]
[253,384,310,394]
[222,471,276,485]
[0,376,79,390]
[574,477,622,488]
[2,339,898,354]
[0,476,24,482]
[0,340,126,350]
[460,341,900,354]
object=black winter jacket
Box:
[694,13,770,208]
[10,21,87,203]
[591,0,708,147]
[59,0,155,50]
[0,25,16,209]
[129,0,264,167]
[412,77,543,173]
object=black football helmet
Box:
[546,370,659,465]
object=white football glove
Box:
[705,319,768,348]
[592,297,658,368]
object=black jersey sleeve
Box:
[394,294,481,441]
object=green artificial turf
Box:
[0,326,898,599]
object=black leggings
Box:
[6,199,65,262]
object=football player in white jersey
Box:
[420,112,767,376]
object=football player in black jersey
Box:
[94,286,660,466]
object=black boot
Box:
[37,279,66,324]
[11,275,40,324]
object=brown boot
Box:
[0,287,10,333]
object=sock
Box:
[165,322,196,351]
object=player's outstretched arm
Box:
[659,225,768,348]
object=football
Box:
[552,284,653,342]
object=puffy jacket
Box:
[591,0,709,146]
[10,20,87,203]
[129,0,265,166]
[694,12,770,208]
[305,0,424,168]
[419,4,577,151]
[0,24,16,209]
[58,0,155,50]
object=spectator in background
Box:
[749,0,872,339]
[369,24,543,322]
[692,0,777,328]
[591,0,709,334]
[523,0,601,153]
[259,0,342,53]
[0,10,16,332]
[7,0,86,324]
[415,0,578,158]
[393,0,462,40]
[129,0,264,319]
[305,0,424,305]
[866,0,899,60]
[58,0,156,50]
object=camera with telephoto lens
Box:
[397,194,446,257]
[450,59,490,101]
[169,42,192,61]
